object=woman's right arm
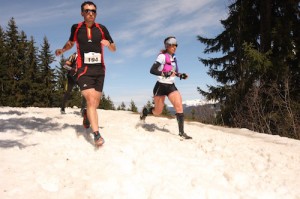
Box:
[150,61,162,76]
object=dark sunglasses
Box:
[83,9,97,14]
[168,44,178,47]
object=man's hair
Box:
[81,1,97,12]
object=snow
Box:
[181,99,217,107]
[0,107,300,199]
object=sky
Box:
[0,0,229,109]
[1,107,300,198]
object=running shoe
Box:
[60,109,66,114]
[93,131,105,147]
[140,107,148,120]
[179,132,192,139]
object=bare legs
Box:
[81,88,101,133]
[152,91,183,115]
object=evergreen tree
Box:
[144,100,153,110]
[26,37,41,107]
[4,18,21,106]
[0,26,7,105]
[128,100,138,112]
[54,55,67,107]
[16,31,30,106]
[99,93,115,110]
[37,36,55,107]
[117,102,126,110]
[161,104,171,116]
[197,0,300,139]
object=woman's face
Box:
[166,44,177,54]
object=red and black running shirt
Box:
[69,22,114,74]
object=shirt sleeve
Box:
[68,24,78,42]
[156,54,166,65]
[100,25,114,44]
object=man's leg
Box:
[81,89,101,131]
[61,76,74,114]
[82,89,104,145]
[80,96,87,117]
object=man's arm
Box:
[55,40,75,56]
[101,40,116,52]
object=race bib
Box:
[84,52,101,64]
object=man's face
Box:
[81,4,97,23]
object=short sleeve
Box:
[156,54,166,65]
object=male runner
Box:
[55,1,116,146]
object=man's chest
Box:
[77,27,102,44]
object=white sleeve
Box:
[156,54,166,65]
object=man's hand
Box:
[101,39,111,47]
[55,41,75,56]
[55,49,65,56]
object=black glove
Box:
[179,73,188,80]
[162,71,173,78]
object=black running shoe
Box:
[82,108,90,129]
[93,132,105,147]
[179,132,192,139]
[60,109,66,114]
[140,107,148,120]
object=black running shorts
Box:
[153,81,178,96]
[77,66,105,92]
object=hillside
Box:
[0,107,300,199]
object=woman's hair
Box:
[81,1,97,12]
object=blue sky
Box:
[0,0,229,109]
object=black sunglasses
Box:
[168,44,178,47]
[83,9,97,14]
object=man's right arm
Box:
[55,40,75,56]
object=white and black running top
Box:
[153,53,177,84]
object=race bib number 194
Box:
[84,52,101,64]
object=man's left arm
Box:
[101,25,116,52]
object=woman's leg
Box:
[168,91,192,139]
[152,96,166,116]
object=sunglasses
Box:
[168,44,178,47]
[83,9,97,14]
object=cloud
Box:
[110,0,227,59]
[1,1,77,26]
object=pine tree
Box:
[161,104,171,116]
[197,0,300,138]
[37,36,55,107]
[15,31,30,106]
[26,37,41,107]
[117,102,126,110]
[54,55,67,107]
[128,100,138,112]
[0,26,7,106]
[99,93,115,110]
[4,18,21,106]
